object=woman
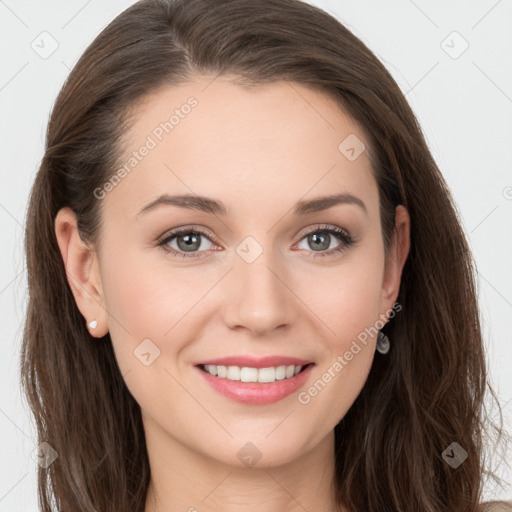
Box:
[21,0,511,510]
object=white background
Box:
[0,0,511,509]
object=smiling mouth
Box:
[198,363,313,384]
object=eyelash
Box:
[156,224,355,259]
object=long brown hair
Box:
[21,0,510,510]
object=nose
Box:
[222,249,298,337]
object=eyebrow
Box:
[136,192,368,218]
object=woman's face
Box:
[74,75,409,468]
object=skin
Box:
[55,75,410,512]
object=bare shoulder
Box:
[479,501,512,511]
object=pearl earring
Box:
[88,319,98,329]
[376,330,390,354]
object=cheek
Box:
[99,247,225,405]
[299,251,383,416]
[99,256,195,419]
[309,252,384,345]
[100,246,208,343]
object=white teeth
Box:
[285,365,295,378]
[227,366,241,380]
[275,365,286,380]
[205,364,217,376]
[240,367,258,382]
[202,364,305,383]
[258,367,275,383]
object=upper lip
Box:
[195,355,313,368]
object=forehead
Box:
[105,75,378,222]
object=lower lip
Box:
[196,364,314,405]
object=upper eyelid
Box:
[158,224,350,247]
[158,226,215,245]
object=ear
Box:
[379,205,410,317]
[54,207,109,338]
